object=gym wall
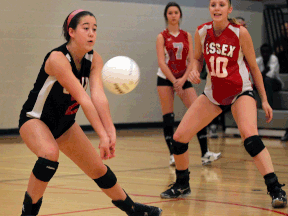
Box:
[0,0,263,130]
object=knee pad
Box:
[93,165,117,189]
[171,140,188,155]
[32,157,59,182]
[244,135,265,157]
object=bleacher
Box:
[224,4,288,137]
[224,74,288,137]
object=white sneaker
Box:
[169,155,175,166]
[201,151,221,165]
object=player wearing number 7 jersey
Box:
[160,0,287,209]
[156,2,221,169]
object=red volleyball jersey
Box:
[157,29,189,79]
[198,21,252,105]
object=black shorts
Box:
[203,90,256,112]
[19,109,75,139]
[157,76,193,89]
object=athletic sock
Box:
[197,127,208,157]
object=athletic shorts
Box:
[203,90,256,112]
[19,109,75,139]
[157,76,193,89]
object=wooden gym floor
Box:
[0,128,287,216]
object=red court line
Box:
[0,182,266,199]
[185,198,288,216]
[40,200,174,216]
[40,198,288,216]
[3,182,287,215]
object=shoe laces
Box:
[168,182,178,189]
[267,183,286,196]
[168,181,188,190]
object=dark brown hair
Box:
[62,10,96,42]
[164,2,182,25]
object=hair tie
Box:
[67,9,85,31]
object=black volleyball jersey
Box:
[21,43,93,124]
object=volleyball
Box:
[102,56,140,95]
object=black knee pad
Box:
[93,165,117,189]
[244,135,265,157]
[171,140,188,155]
[32,157,59,182]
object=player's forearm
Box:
[158,62,177,83]
[192,58,203,72]
[183,61,194,80]
[81,99,109,139]
[91,94,115,132]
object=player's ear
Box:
[228,6,233,14]
[68,27,76,39]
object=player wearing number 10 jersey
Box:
[198,21,252,105]
[161,0,286,209]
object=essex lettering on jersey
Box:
[198,21,253,105]
[206,42,236,58]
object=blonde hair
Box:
[228,18,240,25]
[227,0,240,25]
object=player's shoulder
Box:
[157,32,165,42]
[159,28,168,36]
[44,50,70,77]
[157,29,167,41]
[91,50,103,66]
[48,51,67,65]
[227,22,242,34]
[179,29,190,37]
[47,43,69,63]
[197,21,213,31]
[239,25,249,37]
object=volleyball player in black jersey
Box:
[18,9,162,216]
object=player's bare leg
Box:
[232,96,286,208]
[179,88,221,165]
[20,120,60,215]
[161,95,221,199]
[58,123,162,215]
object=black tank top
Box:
[21,43,93,125]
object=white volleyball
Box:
[102,56,140,95]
